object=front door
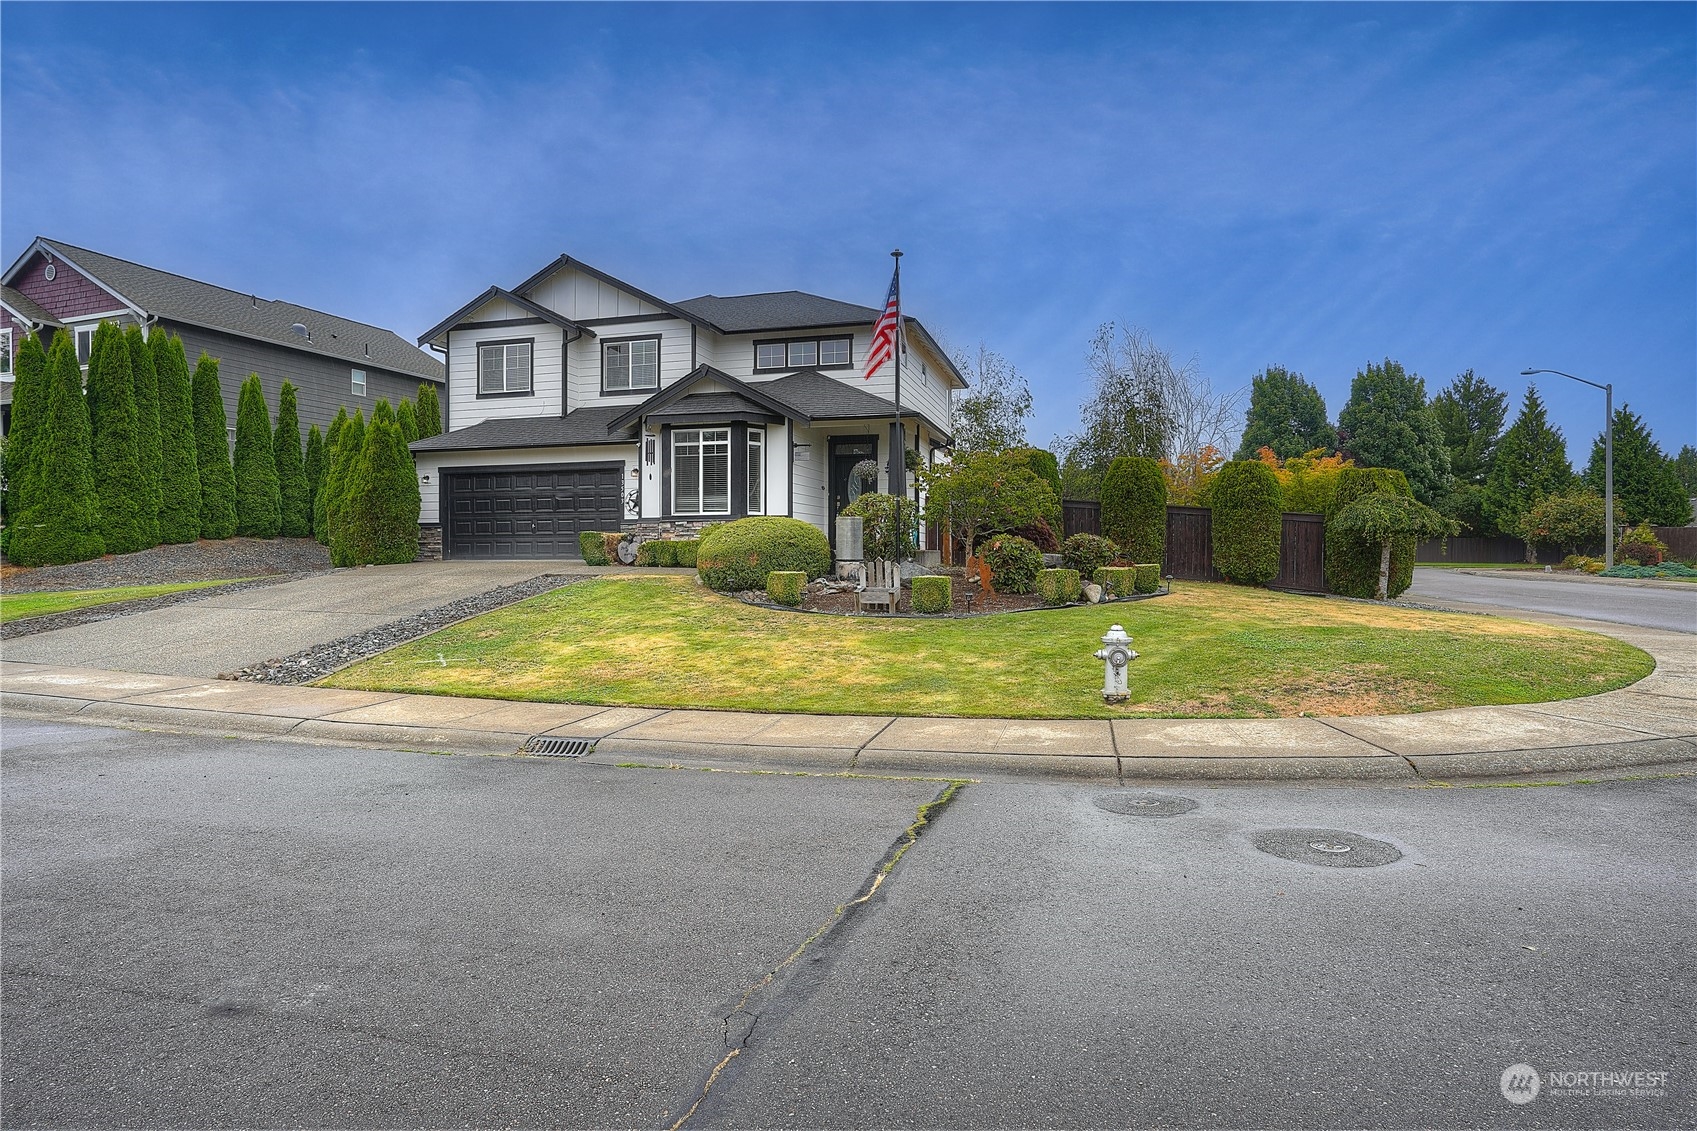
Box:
[828,435,878,547]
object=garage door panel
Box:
[445,465,623,560]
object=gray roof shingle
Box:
[646,391,783,421]
[673,291,882,333]
[1,285,61,327]
[408,406,634,453]
[33,239,443,383]
[754,370,903,420]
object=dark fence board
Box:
[1272,512,1326,592]
[1164,506,1220,581]
[1062,500,1101,539]
[1655,526,1697,560]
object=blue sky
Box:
[4,2,1692,465]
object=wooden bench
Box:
[857,559,900,613]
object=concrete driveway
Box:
[1,562,558,678]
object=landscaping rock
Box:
[1083,582,1104,603]
[2,537,330,592]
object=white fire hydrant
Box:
[1094,624,1137,704]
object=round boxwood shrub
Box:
[910,575,952,614]
[1061,533,1118,579]
[981,534,1042,594]
[698,516,831,592]
[1325,467,1415,598]
[579,531,611,565]
[1035,567,1081,607]
[1133,563,1161,594]
[1100,456,1166,566]
[1095,565,1136,598]
[1210,460,1282,585]
[766,570,806,607]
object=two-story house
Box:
[1,238,444,440]
[410,254,965,560]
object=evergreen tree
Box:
[273,381,311,537]
[87,321,152,554]
[191,353,238,539]
[1482,386,1572,538]
[397,398,419,445]
[9,334,103,565]
[344,417,421,564]
[416,384,442,438]
[314,408,347,544]
[1234,365,1336,461]
[304,423,326,536]
[1431,370,1507,486]
[327,410,365,566]
[1336,358,1452,505]
[233,374,281,537]
[124,324,163,547]
[150,332,201,544]
[2,333,50,546]
[1583,407,1693,527]
[1674,445,1697,496]
[372,397,395,427]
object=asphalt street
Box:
[1406,568,1697,633]
[3,719,1692,1129]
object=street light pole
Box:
[1521,368,1614,569]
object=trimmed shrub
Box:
[191,353,238,540]
[233,374,281,538]
[841,492,917,561]
[1210,460,1283,585]
[1100,456,1166,565]
[7,334,104,566]
[1035,567,1081,606]
[274,381,310,537]
[766,570,806,606]
[910,575,952,614]
[579,531,611,565]
[1134,563,1161,594]
[637,539,680,566]
[124,325,162,548]
[698,516,831,592]
[672,539,699,568]
[150,332,200,544]
[1061,533,1118,579]
[88,322,152,554]
[1095,566,1136,598]
[1325,467,1416,598]
[342,418,420,564]
[981,534,1042,594]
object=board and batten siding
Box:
[528,268,666,323]
[164,320,433,441]
[565,317,694,412]
[413,444,638,526]
[446,322,566,429]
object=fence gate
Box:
[1164,506,1219,581]
[1271,513,1326,592]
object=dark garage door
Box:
[446,465,624,559]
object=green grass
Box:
[321,577,1655,719]
[0,579,240,624]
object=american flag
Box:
[862,264,901,380]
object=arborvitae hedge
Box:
[1100,455,1166,565]
[327,411,366,566]
[124,324,163,547]
[1325,467,1416,598]
[192,353,238,539]
[397,399,419,445]
[10,335,103,565]
[1210,460,1283,585]
[372,397,395,427]
[150,332,200,544]
[273,381,310,537]
[342,418,419,564]
[233,374,281,538]
[416,384,442,438]
[3,333,49,549]
[314,409,346,544]
[304,423,326,535]
[87,322,152,554]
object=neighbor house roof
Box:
[1,285,62,328]
[408,405,635,453]
[3,238,444,383]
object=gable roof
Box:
[755,369,951,442]
[416,286,594,348]
[673,291,882,333]
[513,253,718,331]
[608,364,808,432]
[1,285,61,328]
[2,238,444,383]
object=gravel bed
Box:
[2,537,331,591]
[0,573,325,641]
[228,573,587,684]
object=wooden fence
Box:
[1417,526,1696,564]
[1062,500,1101,538]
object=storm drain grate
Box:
[522,736,596,758]
[1251,828,1403,868]
[1094,792,1200,818]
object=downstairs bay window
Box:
[672,427,731,515]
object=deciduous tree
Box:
[950,344,1032,454]
[918,450,1055,563]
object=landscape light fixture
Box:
[1521,368,1613,569]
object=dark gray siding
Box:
[163,320,441,442]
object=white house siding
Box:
[895,350,952,439]
[716,327,877,386]
[447,323,566,428]
[413,444,638,525]
[790,425,827,528]
[528,268,665,322]
[566,316,695,412]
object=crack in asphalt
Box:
[664,780,967,1130]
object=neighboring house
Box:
[411,253,966,560]
[1,284,63,434]
[1,238,444,441]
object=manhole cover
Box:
[1251,828,1402,868]
[1094,792,1199,818]
[522,736,596,758]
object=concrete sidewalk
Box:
[5,604,1693,780]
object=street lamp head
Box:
[1521,368,1538,376]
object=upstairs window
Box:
[351,368,366,396]
[0,328,12,378]
[75,326,94,367]
[477,340,533,396]
[604,337,660,392]
[754,335,853,371]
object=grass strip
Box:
[0,579,240,624]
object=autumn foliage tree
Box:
[1252,447,1355,514]
[1159,445,1225,506]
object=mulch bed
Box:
[1,537,331,592]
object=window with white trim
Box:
[351,368,366,396]
[754,335,852,371]
[604,337,660,392]
[747,429,765,514]
[0,328,12,378]
[477,340,532,395]
[673,428,731,515]
[75,326,94,367]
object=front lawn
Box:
[321,578,1654,719]
[0,580,240,624]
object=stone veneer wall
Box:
[415,524,443,561]
[621,519,715,540]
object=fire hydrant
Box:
[1094,624,1137,704]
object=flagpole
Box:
[890,248,904,498]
